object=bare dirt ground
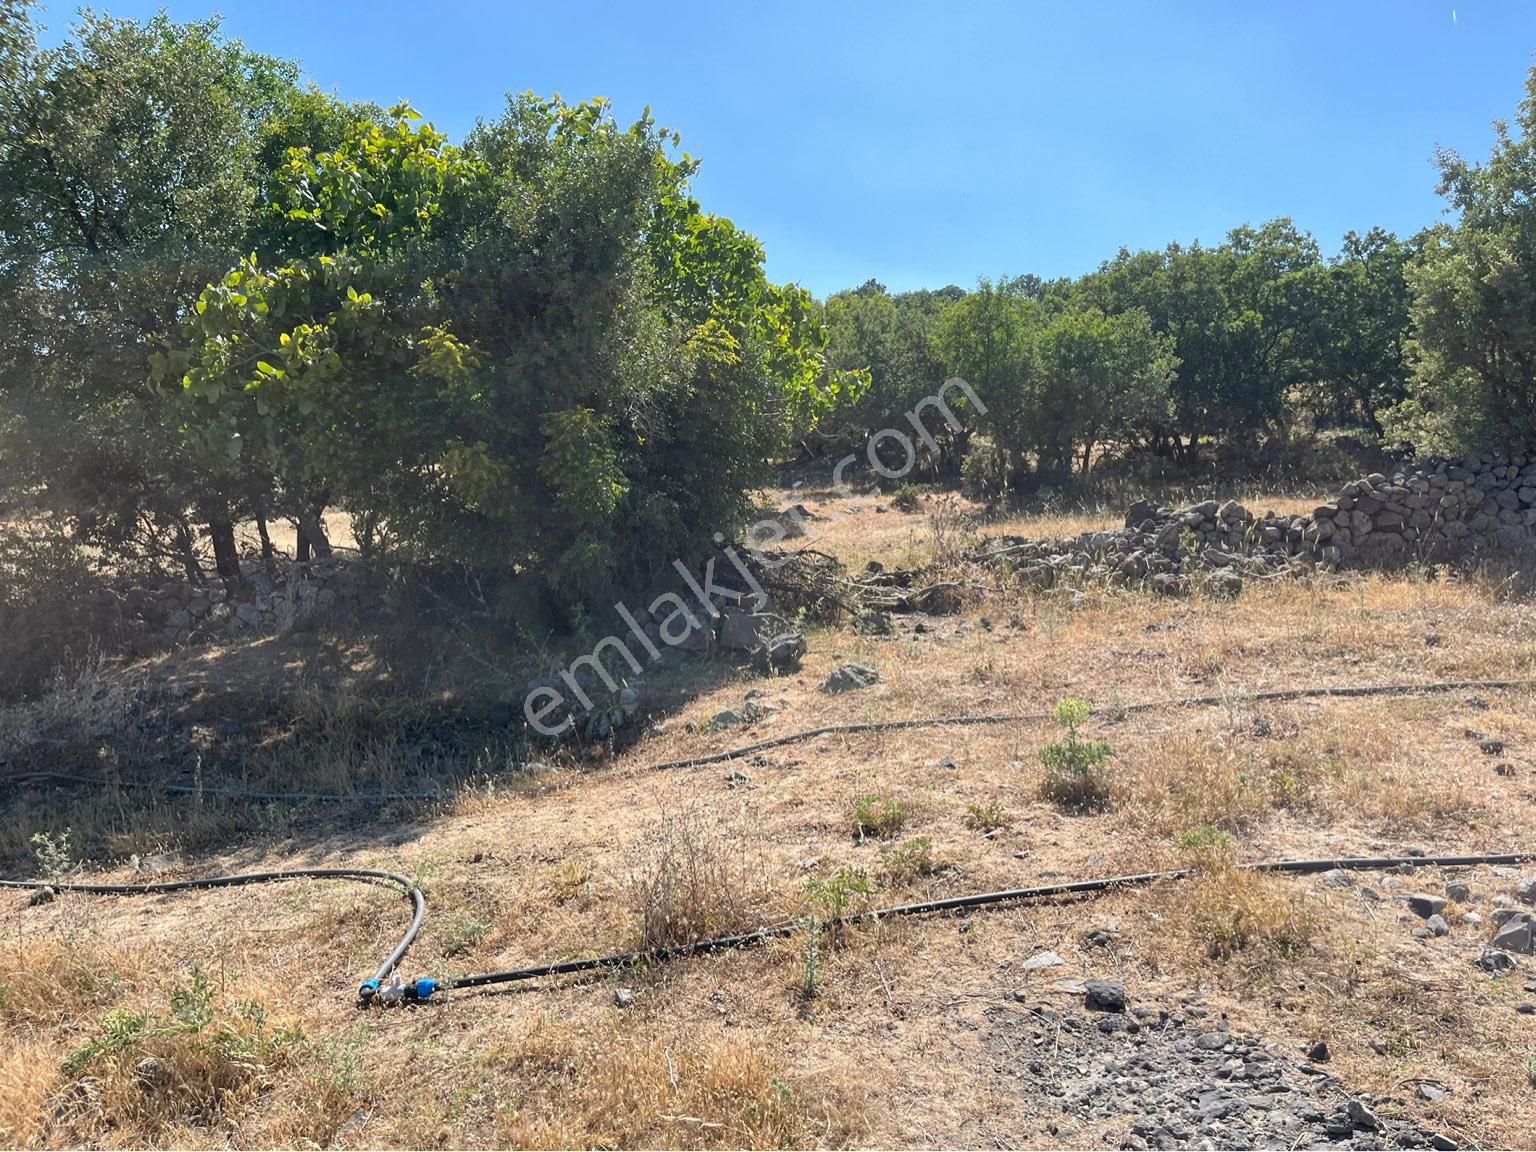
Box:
[3,488,1536,1149]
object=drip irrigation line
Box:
[0,868,424,989]
[3,771,453,804]
[644,677,1536,771]
[5,852,1532,1006]
[5,678,1531,804]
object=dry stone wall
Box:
[973,448,1536,596]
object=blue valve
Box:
[410,978,437,1001]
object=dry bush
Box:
[1170,867,1317,963]
[630,806,782,951]
[45,967,359,1146]
[0,933,144,1029]
[0,1041,61,1148]
[0,526,122,703]
[484,1018,860,1149]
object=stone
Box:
[1202,570,1243,601]
[717,610,770,651]
[27,885,56,906]
[1406,893,1447,918]
[1492,916,1534,955]
[766,632,806,672]
[822,663,881,693]
[1479,737,1505,755]
[1020,950,1064,972]
[1516,876,1536,904]
[1426,914,1451,937]
[1346,1099,1379,1130]
[1475,949,1516,974]
[1305,1040,1331,1063]
[1446,882,1472,903]
[1083,979,1127,1013]
[613,986,636,1009]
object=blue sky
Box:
[35,0,1536,296]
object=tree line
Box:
[4,6,1536,619]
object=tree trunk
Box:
[174,518,204,585]
[255,513,277,575]
[205,509,244,592]
[296,508,332,561]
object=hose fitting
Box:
[358,976,436,1007]
[357,979,380,1006]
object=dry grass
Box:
[473,1019,858,1149]
[630,805,784,950]
[2,482,1536,1147]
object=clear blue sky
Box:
[34,0,1536,296]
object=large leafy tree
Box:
[0,8,314,580]
[1393,65,1536,452]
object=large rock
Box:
[823,663,881,693]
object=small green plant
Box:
[442,911,493,958]
[851,795,909,841]
[963,800,1011,833]
[803,867,873,921]
[30,828,74,881]
[1038,699,1113,812]
[1177,823,1236,869]
[1523,1053,1536,1090]
[879,836,940,884]
[891,482,923,512]
[799,916,824,999]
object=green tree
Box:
[1393,65,1536,451]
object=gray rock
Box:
[613,986,636,1008]
[1475,949,1517,974]
[822,662,881,694]
[1492,915,1534,955]
[1083,979,1127,1013]
[1020,950,1064,971]
[717,610,770,652]
[766,632,806,672]
[27,885,56,906]
[1426,913,1451,937]
[1446,882,1472,903]
[1406,892,1447,918]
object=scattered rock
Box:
[1495,761,1517,777]
[1406,893,1447,919]
[1426,913,1451,937]
[27,885,55,906]
[1492,914,1535,955]
[1020,950,1064,972]
[1083,979,1127,1013]
[1479,737,1506,756]
[822,662,881,693]
[766,632,806,673]
[613,986,636,1009]
[1446,882,1472,903]
[1475,949,1517,974]
[1306,1039,1331,1063]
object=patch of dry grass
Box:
[475,1018,859,1149]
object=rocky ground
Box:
[986,987,1455,1151]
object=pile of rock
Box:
[122,557,375,655]
[971,449,1536,597]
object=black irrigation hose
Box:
[6,678,1532,803]
[435,852,1536,993]
[0,868,425,993]
[645,677,1536,771]
[4,852,1533,1003]
[3,771,453,804]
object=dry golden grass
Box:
[2,484,1536,1147]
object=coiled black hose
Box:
[0,868,425,993]
[6,852,1531,1005]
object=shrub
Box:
[878,836,941,884]
[630,807,777,950]
[1039,698,1113,812]
[850,795,909,841]
[1178,868,1316,963]
[963,800,1012,833]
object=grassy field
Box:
[3,488,1536,1148]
